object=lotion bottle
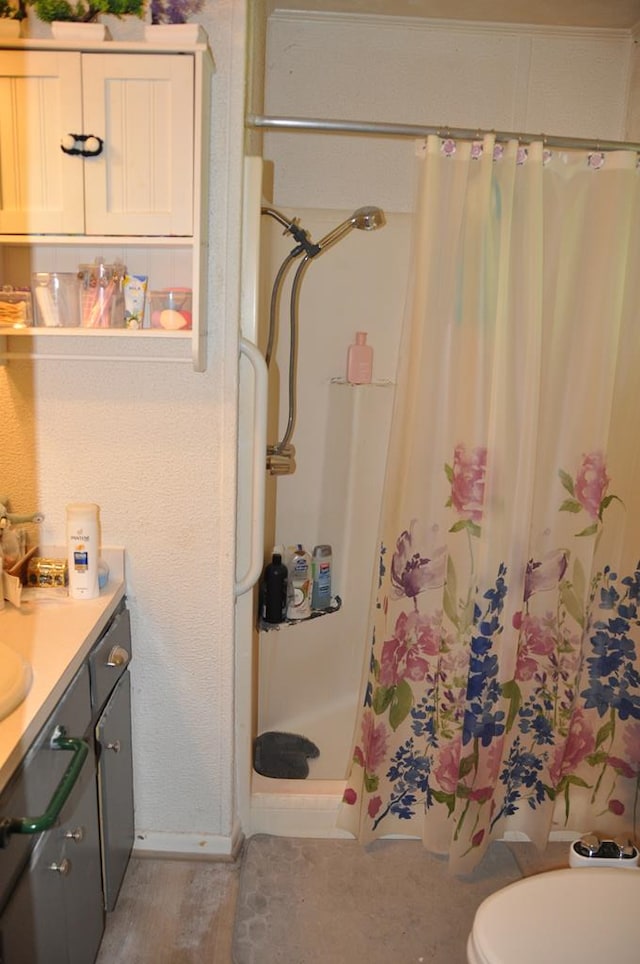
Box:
[286,544,312,620]
[346,331,373,384]
[67,502,100,600]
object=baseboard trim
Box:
[133,823,244,862]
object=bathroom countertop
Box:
[0,547,125,795]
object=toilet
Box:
[467,850,640,963]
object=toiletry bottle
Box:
[263,552,288,624]
[346,331,373,384]
[311,545,332,611]
[66,502,100,600]
[286,544,312,620]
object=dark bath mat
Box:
[253,731,320,779]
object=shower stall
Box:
[236,6,638,841]
[236,157,408,835]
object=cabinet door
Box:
[0,51,85,235]
[96,671,134,912]
[81,53,195,237]
[0,756,102,964]
[0,830,67,964]
[60,754,104,964]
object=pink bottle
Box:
[346,331,373,384]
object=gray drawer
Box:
[0,664,92,914]
[89,607,131,716]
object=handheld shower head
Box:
[316,205,386,253]
[351,206,386,231]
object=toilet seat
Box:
[467,867,640,964]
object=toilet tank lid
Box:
[470,867,640,964]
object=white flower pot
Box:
[144,23,202,44]
[51,21,109,41]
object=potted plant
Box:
[145,0,203,41]
[32,0,145,39]
[0,0,27,36]
[150,0,201,24]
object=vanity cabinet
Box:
[0,665,103,964]
[0,601,134,963]
[0,38,213,371]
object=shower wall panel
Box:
[263,12,633,212]
[257,210,409,778]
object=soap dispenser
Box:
[346,331,373,384]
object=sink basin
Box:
[0,641,33,721]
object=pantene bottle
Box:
[67,503,100,599]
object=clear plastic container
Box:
[0,286,32,328]
[32,273,80,327]
[150,288,192,330]
[78,261,125,328]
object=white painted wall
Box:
[0,1,247,857]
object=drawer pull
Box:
[106,645,129,668]
[0,728,89,848]
[49,858,72,876]
[64,826,85,842]
[106,740,121,753]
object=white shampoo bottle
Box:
[67,502,100,599]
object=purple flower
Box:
[151,0,203,24]
[391,526,446,598]
[524,550,568,602]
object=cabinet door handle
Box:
[49,858,72,876]
[60,133,104,158]
[106,645,129,668]
[106,740,121,753]
[0,728,88,848]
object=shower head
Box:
[351,206,386,231]
[316,205,386,254]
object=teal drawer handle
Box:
[0,728,89,847]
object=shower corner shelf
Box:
[329,377,394,387]
[259,595,342,632]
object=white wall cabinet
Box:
[0,38,213,371]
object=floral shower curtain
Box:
[339,133,640,873]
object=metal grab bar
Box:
[0,728,89,848]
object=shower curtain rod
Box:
[247,113,640,153]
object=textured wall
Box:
[1,1,246,853]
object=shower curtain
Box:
[339,133,640,873]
